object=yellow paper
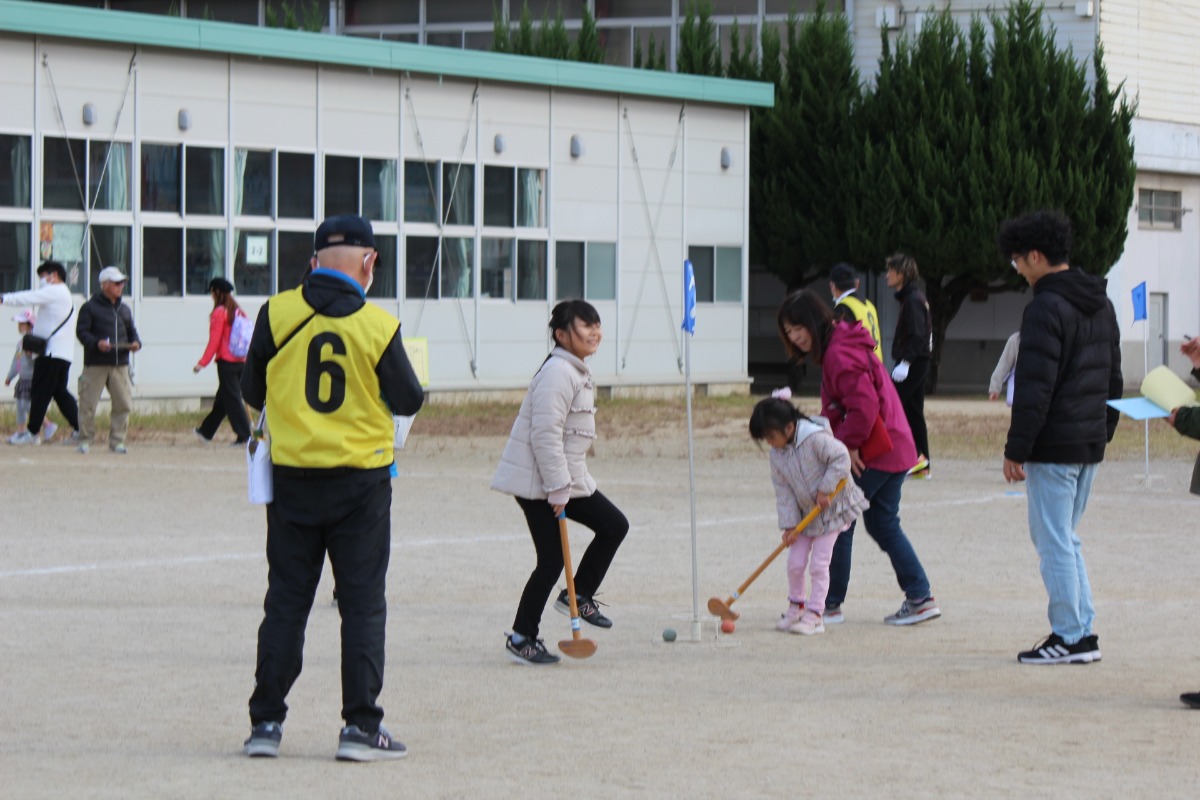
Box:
[402,336,430,387]
[1140,365,1199,411]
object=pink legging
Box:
[786,528,842,615]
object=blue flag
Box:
[1131,281,1147,322]
[682,259,696,335]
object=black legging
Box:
[197,360,252,441]
[28,356,79,436]
[512,490,629,639]
[894,357,930,462]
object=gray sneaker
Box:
[243,721,282,757]
[884,597,941,626]
[109,443,127,454]
[335,724,407,762]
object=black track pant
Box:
[197,360,252,441]
[894,357,930,462]
[28,356,79,435]
[249,467,391,731]
[512,491,629,639]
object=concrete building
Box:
[0,0,771,403]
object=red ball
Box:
[720,619,736,634]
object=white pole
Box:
[1144,317,1150,482]
[685,328,701,642]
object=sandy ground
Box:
[3,406,1200,799]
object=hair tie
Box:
[771,387,792,401]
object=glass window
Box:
[89,225,132,294]
[0,134,32,208]
[516,240,547,301]
[346,0,420,25]
[88,141,131,211]
[325,155,360,217]
[277,231,312,292]
[278,152,314,219]
[484,166,515,228]
[426,0,494,24]
[426,31,464,49]
[715,246,741,301]
[586,242,617,300]
[236,149,273,216]
[709,0,762,14]
[442,237,474,298]
[143,227,183,297]
[405,235,438,299]
[43,137,86,211]
[556,241,584,300]
[185,146,224,216]
[599,1,673,18]
[362,158,398,222]
[688,246,715,303]
[141,143,180,213]
[0,221,31,293]
[404,160,438,223]
[517,168,545,228]
[235,228,273,296]
[464,31,495,51]
[187,0,259,23]
[185,228,225,296]
[482,237,513,299]
[366,234,398,299]
[111,1,175,12]
[1138,188,1183,230]
[42,221,87,293]
[766,0,827,13]
[442,163,474,225]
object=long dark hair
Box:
[208,277,242,319]
[549,299,600,348]
[748,397,810,443]
[776,290,834,365]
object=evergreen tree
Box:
[677,1,721,77]
[537,9,572,60]
[492,4,511,54]
[573,5,604,64]
[755,4,859,289]
[725,19,758,81]
[514,2,536,56]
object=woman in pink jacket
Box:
[776,289,940,627]
[192,277,252,444]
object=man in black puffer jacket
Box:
[998,210,1122,666]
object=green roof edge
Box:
[0,0,775,108]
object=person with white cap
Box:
[1,261,79,444]
[5,309,52,444]
[75,265,141,454]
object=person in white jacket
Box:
[1,261,79,444]
[491,300,629,666]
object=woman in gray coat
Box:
[491,300,629,666]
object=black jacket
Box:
[891,282,931,363]
[1004,268,1122,465]
[76,292,140,367]
[241,272,424,419]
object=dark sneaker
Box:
[335,724,407,762]
[554,590,612,628]
[505,634,561,666]
[883,596,941,626]
[243,721,282,757]
[1083,634,1101,662]
[1180,692,1200,709]
[1018,633,1097,665]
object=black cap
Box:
[209,277,234,294]
[829,262,858,291]
[314,215,376,252]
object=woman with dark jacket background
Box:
[193,277,251,444]
[884,253,932,477]
[1169,336,1200,708]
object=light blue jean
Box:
[1024,462,1098,645]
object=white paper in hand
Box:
[247,437,273,504]
[393,414,415,449]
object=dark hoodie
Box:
[1005,268,1122,465]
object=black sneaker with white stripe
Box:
[505,634,561,666]
[1017,633,1098,665]
[554,590,612,628]
[335,724,407,761]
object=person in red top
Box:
[776,289,941,627]
[193,277,252,444]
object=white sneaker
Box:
[8,430,36,445]
[42,421,58,441]
[78,442,90,454]
[824,604,844,625]
[790,610,825,636]
[775,602,805,632]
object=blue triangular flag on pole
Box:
[681,259,696,335]
[1132,281,1147,322]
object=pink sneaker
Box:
[789,610,825,636]
[775,602,805,632]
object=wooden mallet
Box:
[707,479,847,621]
[557,514,598,659]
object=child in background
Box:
[6,310,56,444]
[749,389,869,635]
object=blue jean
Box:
[1024,462,1098,645]
[826,468,932,606]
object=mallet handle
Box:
[722,478,847,604]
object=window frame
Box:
[1138,188,1184,231]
